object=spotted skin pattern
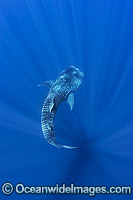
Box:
[39,66,84,149]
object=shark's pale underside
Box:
[39,66,84,149]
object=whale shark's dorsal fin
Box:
[38,80,54,88]
[67,92,74,110]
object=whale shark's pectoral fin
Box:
[67,92,74,110]
[38,80,54,88]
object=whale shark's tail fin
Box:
[58,144,79,149]
[52,142,79,149]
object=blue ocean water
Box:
[0,0,133,199]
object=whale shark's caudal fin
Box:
[58,144,79,149]
[53,142,79,149]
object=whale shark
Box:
[38,66,84,149]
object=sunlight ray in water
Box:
[0,0,133,199]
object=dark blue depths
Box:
[0,0,133,199]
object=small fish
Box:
[38,66,84,149]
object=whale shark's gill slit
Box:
[39,66,84,149]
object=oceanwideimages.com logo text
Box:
[1,183,132,197]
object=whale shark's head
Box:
[60,66,84,91]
